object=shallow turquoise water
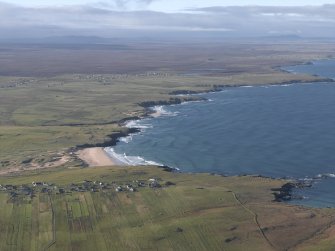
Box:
[111,59,335,207]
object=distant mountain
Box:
[0,36,118,44]
[261,34,303,40]
[39,36,116,44]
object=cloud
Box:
[193,5,335,21]
[93,0,157,10]
[0,2,334,40]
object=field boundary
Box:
[41,195,56,251]
[231,191,275,250]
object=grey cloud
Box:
[93,0,157,10]
[193,5,335,20]
[0,2,334,40]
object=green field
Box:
[0,166,335,251]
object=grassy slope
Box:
[0,166,335,251]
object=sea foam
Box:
[106,106,179,166]
[151,105,179,116]
[104,147,163,166]
[125,120,153,129]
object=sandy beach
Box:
[77,147,116,167]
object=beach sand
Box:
[77,147,116,167]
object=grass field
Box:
[0,166,335,251]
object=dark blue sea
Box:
[107,59,335,208]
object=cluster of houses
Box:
[0,178,171,200]
[0,184,35,199]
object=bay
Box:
[110,59,335,207]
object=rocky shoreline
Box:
[138,96,206,108]
[74,128,140,150]
[272,181,312,202]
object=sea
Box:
[106,59,335,208]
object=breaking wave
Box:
[315,173,335,179]
[105,105,180,166]
[125,120,153,129]
[151,105,179,117]
[119,135,133,144]
[104,147,163,166]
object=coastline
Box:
[76,73,334,169]
[3,43,335,250]
[109,73,335,160]
[72,59,335,207]
[1,62,332,207]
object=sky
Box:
[1,0,335,41]
[3,0,335,10]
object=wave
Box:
[176,94,191,97]
[294,173,335,182]
[315,173,335,179]
[120,106,179,146]
[119,135,133,143]
[191,90,227,96]
[121,120,151,144]
[241,84,291,88]
[104,147,163,166]
[180,100,204,106]
[268,83,294,87]
[151,105,179,117]
[125,120,153,129]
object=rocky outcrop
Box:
[75,128,140,149]
[138,96,205,108]
[272,181,312,202]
